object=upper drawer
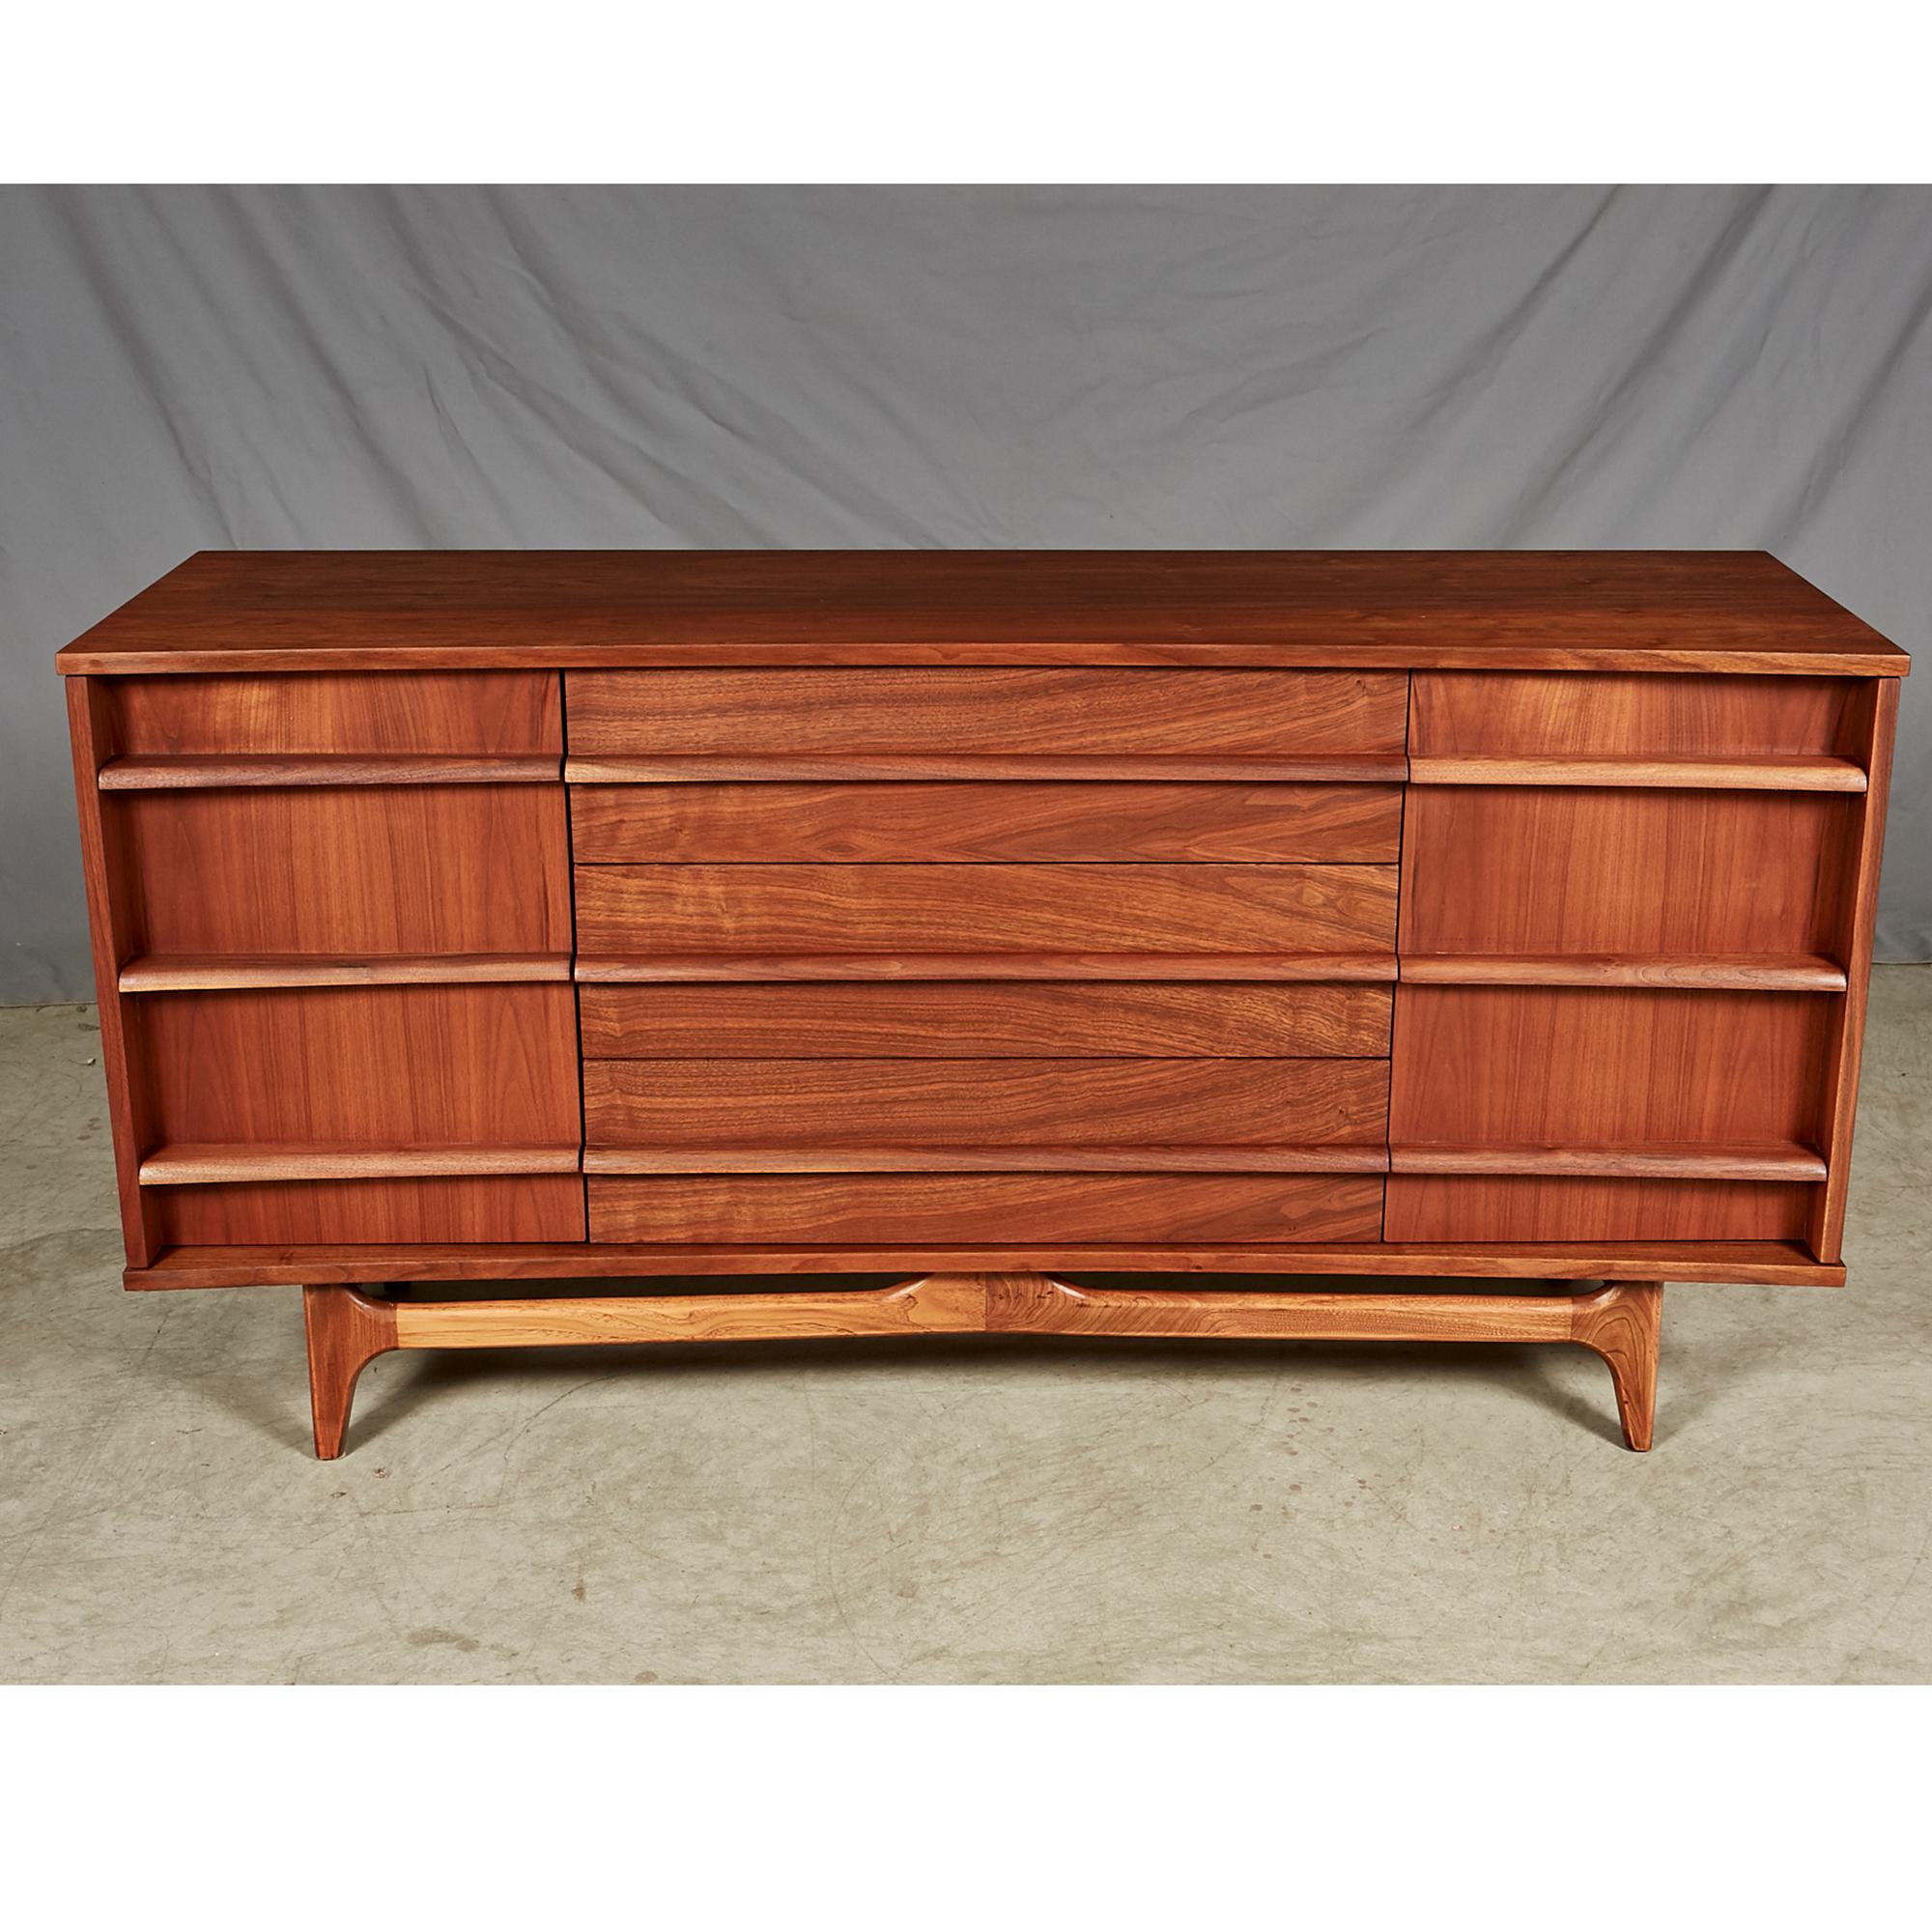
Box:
[566,669,1407,771]
[571,781,1403,864]
[106,671,562,756]
[1410,672,1857,755]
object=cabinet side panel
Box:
[66,677,160,1264]
[1808,677,1901,1262]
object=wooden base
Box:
[300,1272,1664,1460]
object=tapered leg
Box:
[1570,1281,1662,1452]
[302,1286,400,1460]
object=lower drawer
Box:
[1383,1176,1812,1241]
[155,1175,586,1244]
[588,1174,1384,1244]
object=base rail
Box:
[302,1271,1663,1460]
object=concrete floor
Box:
[2,971,1927,1684]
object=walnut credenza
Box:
[59,552,1907,1456]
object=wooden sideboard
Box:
[58,552,1908,1456]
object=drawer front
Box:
[110,670,561,755]
[572,781,1402,864]
[568,668,1406,757]
[1389,987,1829,1151]
[157,1176,584,1244]
[588,1174,1385,1244]
[1384,1177,1811,1242]
[1409,671,1854,758]
[120,785,573,957]
[574,863,1398,962]
[139,985,582,1149]
[582,1058,1388,1156]
[580,983,1392,1058]
[1400,786,1851,962]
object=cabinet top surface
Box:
[56,549,1909,676]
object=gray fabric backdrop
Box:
[2,184,1926,1002]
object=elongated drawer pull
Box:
[575,952,1400,984]
[566,753,1409,783]
[1406,754,1866,792]
[1398,952,1848,991]
[99,753,561,789]
[138,1143,582,1184]
[119,952,574,992]
[1390,1143,1828,1181]
[584,1146,1391,1175]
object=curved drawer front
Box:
[587,1174,1384,1245]
[571,781,1402,864]
[567,668,1407,759]
[580,982,1392,1059]
[573,863,1397,969]
[582,1057,1388,1158]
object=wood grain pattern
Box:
[303,1272,1666,1457]
[1383,1177,1812,1241]
[128,1238,1844,1291]
[568,668,1408,755]
[119,952,572,992]
[107,669,561,753]
[582,1058,1389,1151]
[1808,676,1901,1262]
[1406,754,1864,791]
[57,552,1910,675]
[99,753,557,788]
[1399,788,1854,964]
[122,785,571,958]
[570,781,1404,864]
[578,982,1393,1059]
[131,985,582,1158]
[574,863,1398,961]
[157,1176,586,1244]
[588,1174,1385,1244]
[1389,987,1830,1151]
[65,677,161,1265]
[1571,1282,1662,1452]
[1409,671,1861,755]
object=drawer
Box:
[582,1058,1388,1162]
[573,863,1398,965]
[1399,787,1853,963]
[109,670,561,755]
[1409,672,1855,759]
[587,1174,1385,1244]
[1389,987,1828,1151]
[135,985,582,1150]
[118,785,573,958]
[1383,1177,1812,1242]
[579,983,1392,1058]
[567,668,1406,760]
[571,781,1403,863]
[156,1175,584,1244]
